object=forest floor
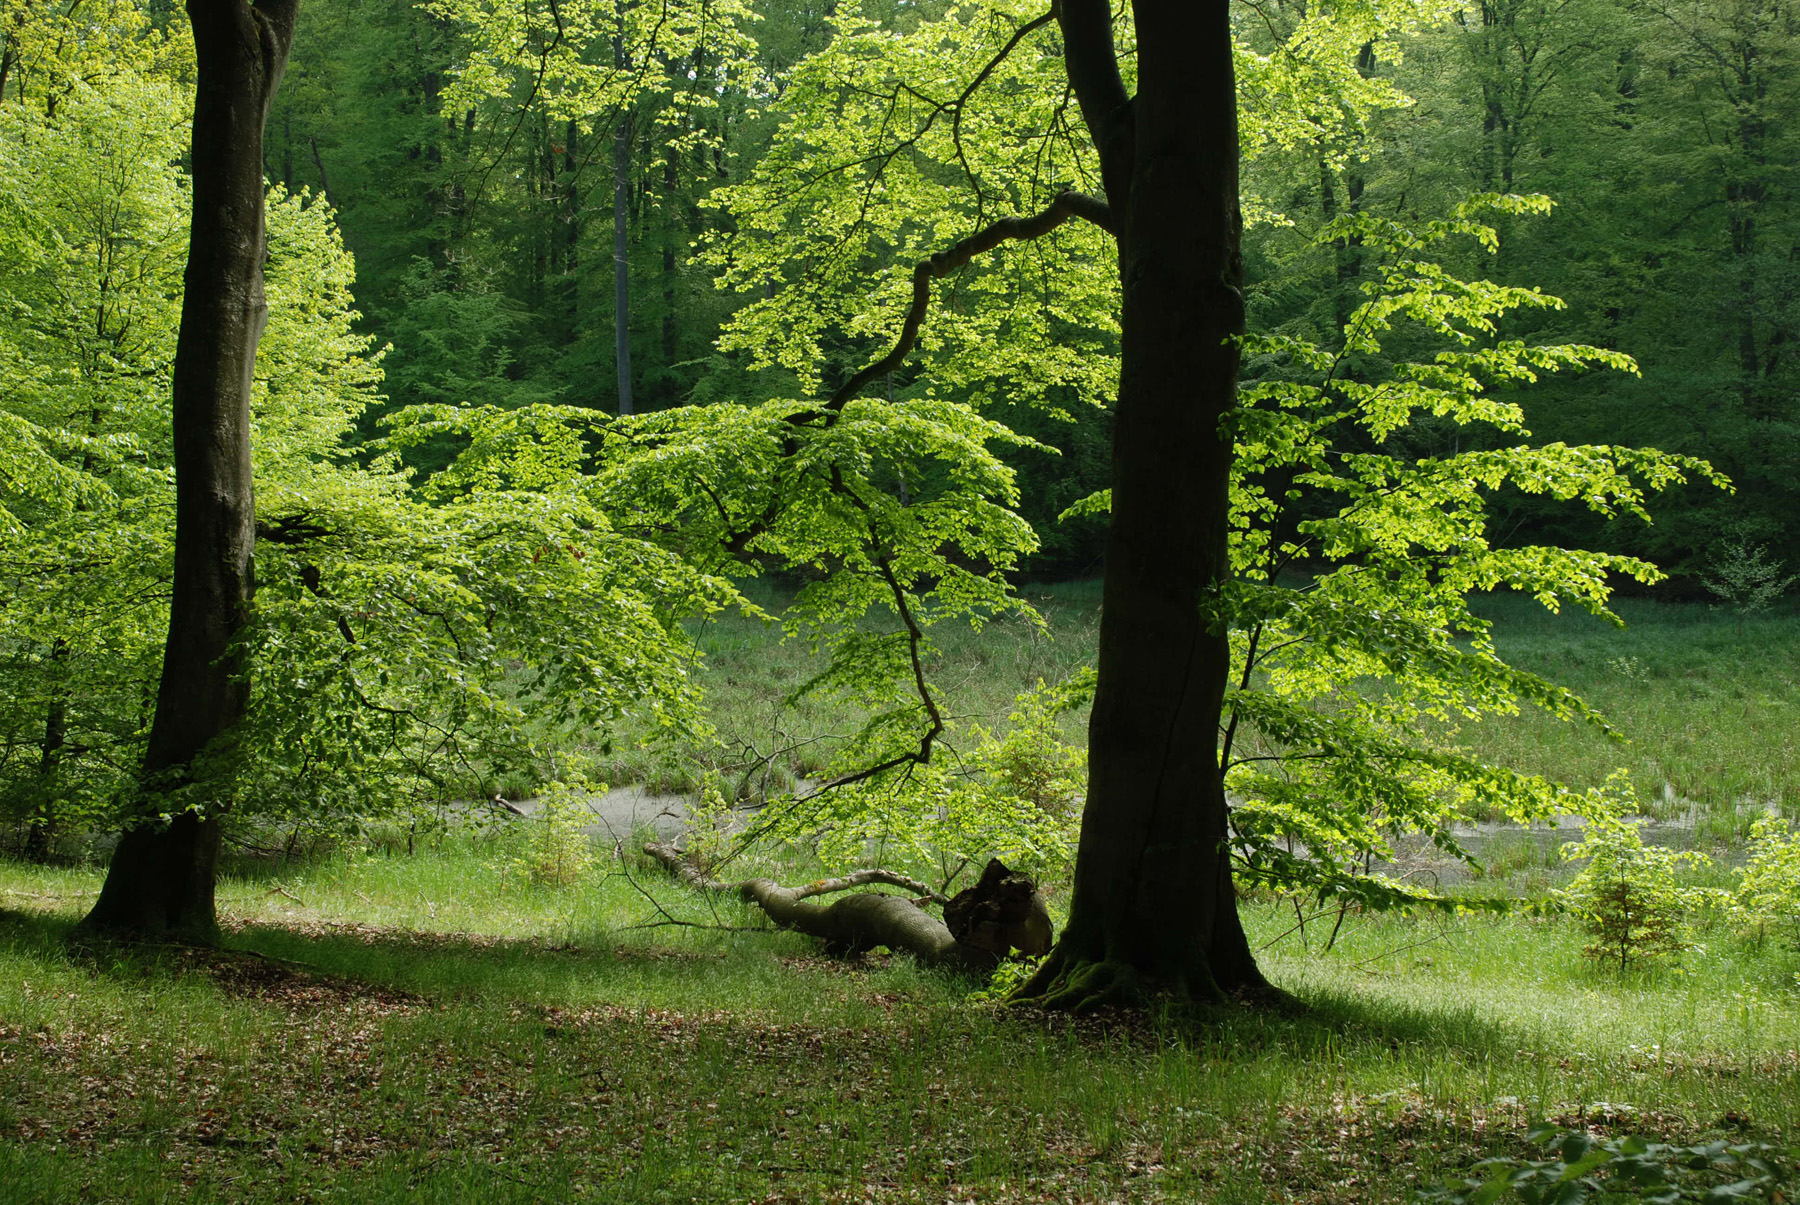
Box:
[2,833,1798,1204]
[3,594,1798,1202]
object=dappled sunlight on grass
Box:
[3,837,1797,1203]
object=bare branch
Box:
[793,869,948,905]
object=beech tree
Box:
[1002,0,1268,1006]
[80,0,299,939]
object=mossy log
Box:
[643,843,1051,975]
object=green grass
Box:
[6,592,1797,1200]
[3,839,1797,1204]
[1459,595,1800,829]
[607,586,1800,835]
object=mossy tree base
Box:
[78,811,223,946]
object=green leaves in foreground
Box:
[1416,1124,1798,1204]
[1218,196,1726,906]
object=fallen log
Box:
[642,842,1052,975]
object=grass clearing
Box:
[595,586,1799,834]
[5,592,1798,1201]
[3,836,1797,1204]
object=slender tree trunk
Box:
[26,641,69,865]
[81,0,299,943]
[279,107,293,191]
[564,116,580,347]
[307,134,336,211]
[661,156,678,374]
[1015,0,1268,1010]
[613,111,634,416]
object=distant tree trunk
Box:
[613,110,635,416]
[81,0,299,943]
[25,641,68,865]
[307,134,336,211]
[1014,0,1270,1010]
[662,156,678,372]
[279,107,293,191]
[563,116,581,346]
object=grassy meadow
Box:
[2,590,1798,1202]
[3,838,1798,1204]
[610,582,1800,834]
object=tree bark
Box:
[26,640,68,866]
[1014,0,1270,1009]
[613,110,635,416]
[80,0,299,943]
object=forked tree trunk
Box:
[81,0,299,943]
[1014,0,1269,1009]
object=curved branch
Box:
[808,189,1116,421]
[794,869,947,905]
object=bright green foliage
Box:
[705,0,1413,414]
[1416,1123,1798,1205]
[1560,787,1711,972]
[768,679,1083,885]
[498,771,602,889]
[429,0,761,140]
[1216,197,1723,909]
[0,72,189,846]
[967,681,1085,821]
[378,375,1046,881]
[1703,521,1797,633]
[1734,815,1800,949]
[0,45,734,845]
[0,0,192,113]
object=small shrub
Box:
[967,681,1087,819]
[1415,1123,1797,1203]
[683,775,737,871]
[501,775,601,889]
[1734,814,1800,949]
[1560,782,1710,972]
[1704,520,1796,635]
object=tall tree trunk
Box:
[662,156,678,373]
[81,0,299,943]
[563,116,581,348]
[613,111,635,416]
[1015,0,1268,1010]
[26,641,69,865]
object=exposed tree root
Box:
[643,843,1050,975]
[1012,943,1303,1015]
[1011,949,1151,1012]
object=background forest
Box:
[3,0,1800,1199]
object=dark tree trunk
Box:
[563,116,581,346]
[26,641,69,865]
[661,156,678,371]
[613,111,635,416]
[1015,0,1269,1010]
[81,0,299,944]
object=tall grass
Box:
[599,586,1798,839]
